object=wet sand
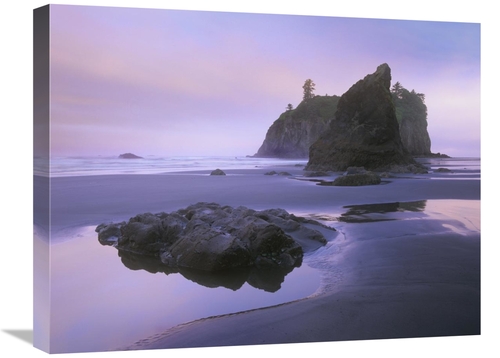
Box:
[131,228,479,350]
[41,161,481,352]
[43,165,479,236]
[123,199,480,350]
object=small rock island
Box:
[118,153,143,159]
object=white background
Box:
[1,1,496,357]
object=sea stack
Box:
[306,63,416,171]
[394,87,432,156]
[253,95,340,158]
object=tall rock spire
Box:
[306,64,416,171]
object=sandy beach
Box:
[37,158,480,353]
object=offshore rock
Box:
[118,153,143,159]
[306,64,417,172]
[253,95,340,158]
[330,172,381,186]
[303,171,330,177]
[210,169,226,176]
[96,203,332,273]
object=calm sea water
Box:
[35,155,308,177]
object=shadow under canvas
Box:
[3,330,34,345]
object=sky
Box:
[45,4,480,158]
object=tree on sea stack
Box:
[302,79,316,100]
[391,81,404,99]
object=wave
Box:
[38,155,308,177]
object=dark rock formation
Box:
[392,85,450,158]
[96,203,333,274]
[312,166,381,186]
[423,152,451,158]
[253,95,340,158]
[118,153,143,159]
[264,171,293,176]
[210,169,226,176]
[344,166,368,175]
[385,163,428,174]
[303,171,330,177]
[329,172,381,186]
[392,86,431,156]
[306,64,418,172]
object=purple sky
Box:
[49,5,480,157]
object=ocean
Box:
[34,155,308,177]
[35,155,480,178]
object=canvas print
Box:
[33,4,480,354]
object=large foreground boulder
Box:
[96,203,332,273]
[306,64,417,172]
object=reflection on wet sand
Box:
[116,249,297,292]
[302,199,479,238]
[49,226,321,353]
[338,200,427,223]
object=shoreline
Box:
[38,159,481,352]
